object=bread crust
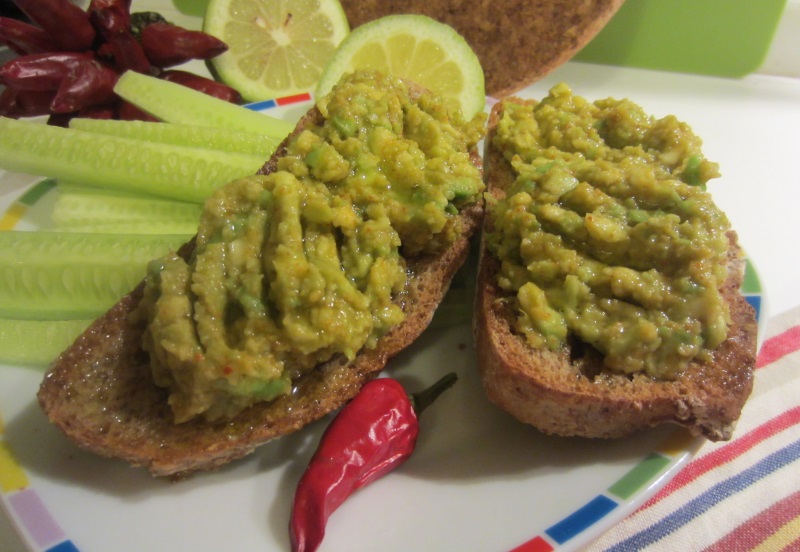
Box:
[474,99,757,440]
[37,93,484,477]
[339,0,625,97]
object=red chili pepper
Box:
[0,88,58,118]
[50,59,118,113]
[139,22,228,68]
[0,52,94,91]
[289,373,458,552]
[77,102,118,120]
[87,0,132,35]
[13,0,96,52]
[0,16,59,55]
[0,87,21,117]
[117,99,157,121]
[128,10,169,39]
[43,101,117,126]
[96,29,152,74]
[160,70,242,104]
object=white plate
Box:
[0,89,766,552]
[0,12,770,540]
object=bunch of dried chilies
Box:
[0,0,240,124]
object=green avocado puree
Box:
[487,83,730,379]
[138,71,485,423]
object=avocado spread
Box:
[138,71,485,423]
[487,83,730,379]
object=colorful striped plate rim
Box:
[0,90,765,551]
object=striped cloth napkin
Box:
[587,306,800,551]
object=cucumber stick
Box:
[56,221,200,235]
[0,117,265,203]
[53,183,202,234]
[69,118,280,157]
[0,231,189,319]
[0,318,92,366]
[114,71,294,139]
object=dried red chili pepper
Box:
[117,99,157,122]
[1,88,57,118]
[77,102,117,120]
[290,373,458,552]
[161,70,241,103]
[0,16,59,55]
[50,59,118,113]
[87,0,132,35]
[0,87,20,117]
[128,11,168,40]
[139,22,228,68]
[96,29,152,74]
[13,0,96,52]
[19,89,58,117]
[0,52,94,91]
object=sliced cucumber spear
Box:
[0,231,189,320]
[0,318,92,367]
[68,118,280,158]
[52,183,203,234]
[113,70,294,139]
[0,117,265,203]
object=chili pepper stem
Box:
[410,372,458,416]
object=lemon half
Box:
[316,15,486,119]
[203,0,350,101]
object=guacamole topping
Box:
[487,83,730,379]
[139,71,485,423]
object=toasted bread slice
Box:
[37,85,484,477]
[474,98,757,441]
[339,0,624,97]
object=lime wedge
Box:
[316,15,485,118]
[203,0,350,101]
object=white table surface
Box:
[1,59,799,551]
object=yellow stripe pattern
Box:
[750,516,800,552]
[0,415,29,493]
[0,203,25,230]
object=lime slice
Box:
[203,0,350,101]
[316,15,485,118]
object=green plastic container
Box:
[574,0,788,77]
